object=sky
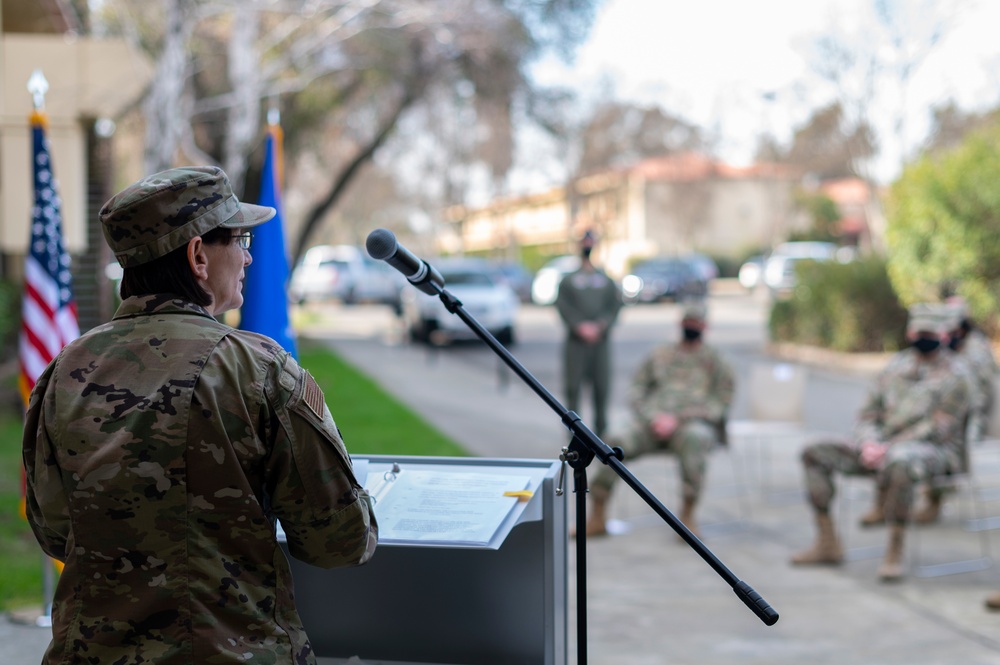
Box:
[528,0,1000,184]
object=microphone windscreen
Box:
[366,228,397,260]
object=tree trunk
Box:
[291,70,428,264]
[143,0,194,174]
[224,1,262,194]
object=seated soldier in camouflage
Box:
[579,301,734,538]
[23,166,377,664]
[790,303,969,581]
[910,297,999,523]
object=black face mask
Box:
[912,337,941,355]
[682,327,703,342]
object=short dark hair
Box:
[119,226,235,305]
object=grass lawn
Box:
[0,344,465,611]
[298,343,467,457]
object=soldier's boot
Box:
[676,497,701,541]
[790,513,843,565]
[913,492,943,525]
[985,591,1000,611]
[858,487,887,527]
[878,524,907,582]
[570,487,609,539]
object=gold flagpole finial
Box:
[28,70,49,110]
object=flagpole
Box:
[24,69,59,629]
[238,104,298,357]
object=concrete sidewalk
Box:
[315,334,1000,665]
[5,323,1000,664]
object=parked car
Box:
[683,252,719,282]
[622,257,707,304]
[531,255,580,305]
[289,244,404,310]
[762,241,839,294]
[402,257,519,345]
[490,261,534,304]
[738,255,766,291]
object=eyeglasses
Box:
[234,232,253,250]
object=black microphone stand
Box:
[424,280,778,665]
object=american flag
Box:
[18,110,80,406]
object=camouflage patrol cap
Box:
[945,296,969,327]
[681,301,708,321]
[907,302,951,335]
[100,166,276,268]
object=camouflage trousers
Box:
[591,418,717,503]
[800,438,952,524]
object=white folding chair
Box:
[727,362,808,500]
[907,380,1000,576]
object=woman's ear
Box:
[187,237,209,281]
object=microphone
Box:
[366,228,444,296]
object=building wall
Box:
[444,162,810,277]
[0,33,151,259]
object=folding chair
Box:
[727,362,808,500]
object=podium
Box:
[280,455,568,665]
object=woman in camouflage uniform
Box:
[23,166,377,664]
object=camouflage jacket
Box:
[23,295,377,665]
[555,267,623,341]
[628,342,735,429]
[854,347,970,467]
[957,329,998,441]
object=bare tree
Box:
[95,0,599,264]
[138,0,198,173]
[807,0,960,177]
[575,101,706,175]
[802,0,962,252]
[782,102,876,180]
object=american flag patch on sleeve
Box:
[302,371,326,420]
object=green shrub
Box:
[886,121,1000,333]
[710,254,741,279]
[768,257,908,353]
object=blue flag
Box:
[240,125,298,358]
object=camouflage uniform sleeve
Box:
[927,372,969,451]
[22,360,70,562]
[954,355,986,441]
[853,369,888,444]
[263,353,377,569]
[966,335,997,441]
[703,351,735,423]
[629,351,662,426]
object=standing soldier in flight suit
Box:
[555,230,623,438]
[23,166,377,665]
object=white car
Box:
[738,255,766,291]
[289,244,404,310]
[530,255,580,305]
[762,241,839,293]
[402,258,519,345]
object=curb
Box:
[766,341,891,376]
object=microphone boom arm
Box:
[426,279,779,629]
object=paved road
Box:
[5,290,1000,664]
[296,292,1000,664]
